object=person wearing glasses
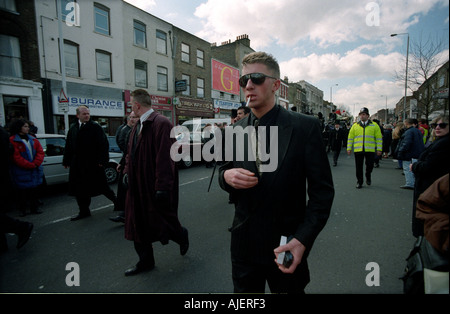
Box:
[219,51,334,293]
[411,115,449,238]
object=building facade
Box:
[297,80,324,116]
[122,2,175,123]
[0,0,43,131]
[172,26,213,124]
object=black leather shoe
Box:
[366,179,371,185]
[17,222,33,249]
[70,212,91,221]
[356,183,362,189]
[109,216,125,223]
[124,263,154,276]
[180,227,189,256]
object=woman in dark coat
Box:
[411,116,449,237]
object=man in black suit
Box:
[219,52,334,293]
[63,105,116,221]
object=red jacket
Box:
[9,134,44,188]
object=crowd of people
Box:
[0,51,448,294]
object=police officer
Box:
[347,107,383,188]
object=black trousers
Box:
[75,185,116,214]
[354,152,375,184]
[332,148,341,164]
[231,258,308,293]
[134,241,155,267]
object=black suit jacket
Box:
[219,106,334,265]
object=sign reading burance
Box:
[53,95,125,116]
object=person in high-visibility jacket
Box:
[347,107,383,189]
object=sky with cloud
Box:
[126,0,449,116]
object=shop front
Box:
[52,93,125,136]
[174,97,214,125]
[213,99,241,119]
[124,91,174,124]
[0,77,44,132]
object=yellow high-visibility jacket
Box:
[347,121,383,153]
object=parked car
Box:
[107,135,121,153]
[174,118,230,168]
[36,134,122,185]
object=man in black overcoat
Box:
[63,105,116,221]
[329,120,345,166]
[219,52,334,293]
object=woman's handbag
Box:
[401,236,449,294]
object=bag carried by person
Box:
[401,236,449,294]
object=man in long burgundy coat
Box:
[123,89,189,276]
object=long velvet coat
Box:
[63,120,109,197]
[124,111,182,245]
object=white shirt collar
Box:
[138,108,154,133]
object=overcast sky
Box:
[125,0,449,116]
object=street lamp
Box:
[391,33,409,121]
[380,95,388,124]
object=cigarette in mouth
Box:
[246,96,251,106]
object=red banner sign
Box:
[212,59,240,95]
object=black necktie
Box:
[254,119,262,176]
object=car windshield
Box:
[38,138,66,156]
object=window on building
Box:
[96,50,112,81]
[156,30,167,55]
[197,78,205,98]
[181,43,190,63]
[135,60,147,88]
[0,0,17,12]
[0,34,22,78]
[439,74,445,87]
[157,66,168,91]
[133,20,146,48]
[94,3,110,35]
[182,74,190,96]
[196,49,204,67]
[64,40,80,77]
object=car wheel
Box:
[181,154,193,168]
[104,163,118,184]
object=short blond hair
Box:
[242,51,280,79]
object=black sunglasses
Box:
[239,73,278,88]
[430,123,448,129]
